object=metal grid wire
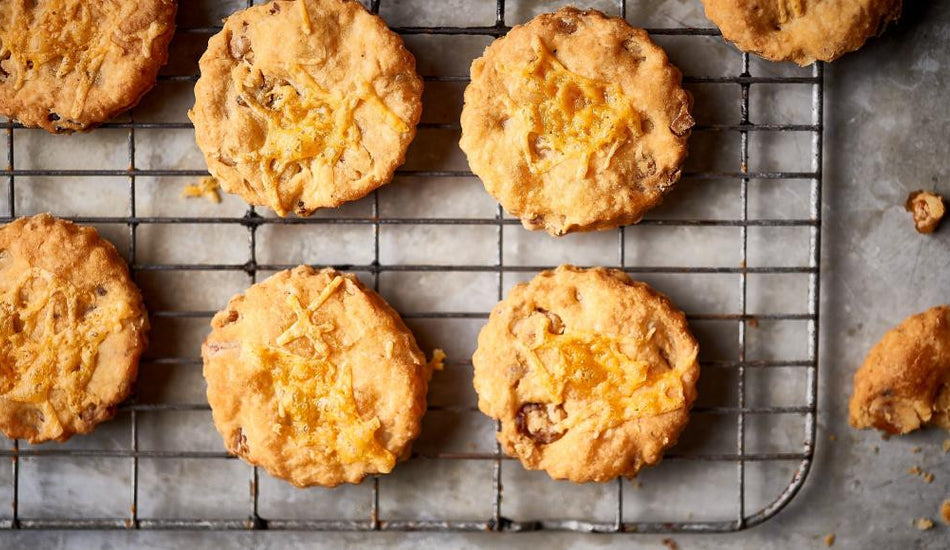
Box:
[0,0,822,533]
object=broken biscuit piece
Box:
[905,190,946,234]
[849,306,950,435]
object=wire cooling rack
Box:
[0,0,822,534]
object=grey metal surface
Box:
[1,0,948,548]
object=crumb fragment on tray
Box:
[182,176,222,204]
[428,348,446,372]
[661,538,678,550]
[823,533,836,547]
[941,499,950,525]
[905,190,945,234]
[914,517,934,530]
[907,465,935,483]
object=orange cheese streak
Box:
[246,276,394,471]
[522,320,685,433]
[0,268,135,434]
[232,61,408,215]
[503,38,642,178]
[0,0,155,118]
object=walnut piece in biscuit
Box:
[906,190,945,234]
[472,266,700,482]
[0,0,177,133]
[202,266,430,487]
[189,0,423,217]
[0,214,148,443]
[849,306,950,435]
[701,0,902,66]
[460,8,693,236]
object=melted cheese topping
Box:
[0,0,161,118]
[181,176,222,203]
[232,62,409,215]
[502,39,641,178]
[520,318,685,433]
[245,276,395,471]
[0,267,135,433]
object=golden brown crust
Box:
[189,0,423,217]
[472,266,700,482]
[459,7,693,236]
[702,0,902,66]
[849,306,950,435]
[0,0,177,133]
[0,214,148,443]
[905,191,945,234]
[202,266,430,487]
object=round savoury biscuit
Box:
[189,0,423,217]
[202,266,431,487]
[702,0,902,65]
[0,0,177,133]
[472,266,700,482]
[459,7,693,236]
[0,214,148,443]
[849,306,950,435]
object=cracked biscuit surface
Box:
[849,306,950,435]
[0,0,177,133]
[472,266,700,482]
[702,0,902,65]
[459,7,693,236]
[189,0,423,217]
[202,266,430,487]
[0,214,148,443]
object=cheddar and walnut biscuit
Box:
[0,0,177,133]
[472,266,700,482]
[202,266,430,487]
[702,0,902,65]
[189,0,423,217]
[0,214,148,443]
[849,306,950,435]
[459,8,693,236]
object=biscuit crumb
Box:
[911,446,922,454]
[823,533,835,547]
[661,538,678,550]
[943,439,950,454]
[908,465,935,483]
[940,500,950,524]
[828,433,837,442]
[428,348,446,372]
[182,176,222,203]
[905,190,945,234]
[915,517,934,530]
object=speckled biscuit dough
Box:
[702,0,902,65]
[849,306,950,435]
[0,0,177,133]
[459,7,693,236]
[0,214,149,443]
[472,266,700,482]
[202,266,430,487]
[189,0,423,217]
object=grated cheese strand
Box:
[232,61,409,215]
[518,317,685,433]
[248,276,394,470]
[501,38,642,178]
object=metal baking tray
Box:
[0,0,821,533]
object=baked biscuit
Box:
[849,306,950,435]
[202,266,430,487]
[189,0,423,217]
[0,214,148,443]
[459,8,693,236]
[702,0,902,65]
[472,266,700,482]
[0,0,177,133]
